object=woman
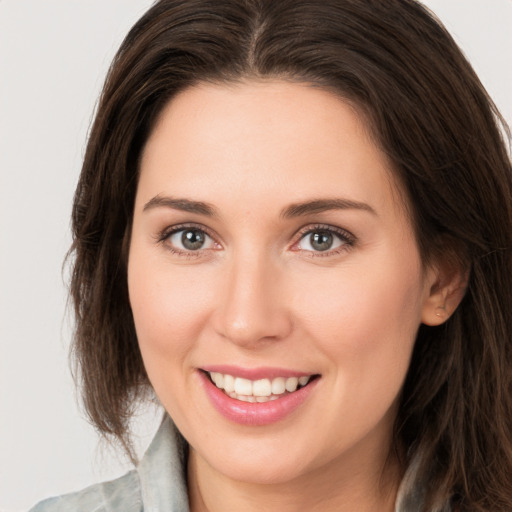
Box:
[31,0,512,510]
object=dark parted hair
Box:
[70,0,512,510]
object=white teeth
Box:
[285,377,299,392]
[253,379,272,397]
[298,376,310,386]
[224,374,235,393]
[211,372,224,388]
[208,371,314,401]
[271,377,286,395]
[234,377,252,395]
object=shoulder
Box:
[28,469,142,512]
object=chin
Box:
[208,450,312,485]
[188,430,324,486]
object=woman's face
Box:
[128,81,439,486]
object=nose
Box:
[211,253,293,348]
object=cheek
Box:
[292,251,425,373]
[127,251,216,369]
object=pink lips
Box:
[198,367,319,426]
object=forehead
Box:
[137,80,404,221]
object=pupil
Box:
[311,231,333,251]
[182,230,205,250]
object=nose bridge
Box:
[214,248,291,347]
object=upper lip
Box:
[200,365,318,381]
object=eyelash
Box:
[156,223,356,258]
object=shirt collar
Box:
[137,414,190,512]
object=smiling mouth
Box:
[203,370,320,403]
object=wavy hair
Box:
[69,1,512,510]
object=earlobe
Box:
[421,261,468,326]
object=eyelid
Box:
[157,222,215,241]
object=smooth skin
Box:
[128,81,464,512]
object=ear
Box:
[421,256,468,326]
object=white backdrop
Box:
[0,1,511,511]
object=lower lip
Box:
[198,371,319,426]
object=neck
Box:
[187,445,401,512]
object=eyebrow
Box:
[143,195,218,216]
[142,195,376,218]
[281,198,377,218]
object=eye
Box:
[294,226,355,254]
[165,227,217,252]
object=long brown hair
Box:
[70,1,512,510]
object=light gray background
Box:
[1,1,511,511]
